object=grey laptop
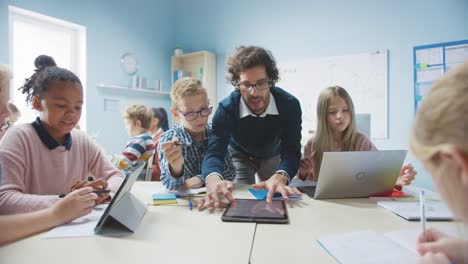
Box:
[313,150,407,199]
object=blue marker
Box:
[188,198,193,211]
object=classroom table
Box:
[0,183,456,264]
[251,186,454,264]
[0,183,256,264]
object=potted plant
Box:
[174,46,183,56]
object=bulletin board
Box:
[414,40,468,113]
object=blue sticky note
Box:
[152,193,177,200]
[248,189,301,200]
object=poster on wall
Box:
[414,40,468,113]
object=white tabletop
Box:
[250,186,453,264]
[0,182,256,264]
[0,183,456,264]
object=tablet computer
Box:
[94,161,146,236]
[221,199,288,224]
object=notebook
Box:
[378,201,453,221]
[318,230,417,264]
[318,227,462,264]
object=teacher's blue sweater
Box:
[202,87,302,180]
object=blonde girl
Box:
[298,86,416,188]
[410,62,468,264]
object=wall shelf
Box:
[171,50,216,125]
[97,84,170,96]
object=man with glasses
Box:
[200,46,302,209]
[158,77,236,191]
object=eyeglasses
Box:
[236,79,271,91]
[177,105,213,121]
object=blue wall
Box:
[0,0,175,154]
[1,0,467,189]
[174,0,468,190]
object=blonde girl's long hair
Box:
[313,86,359,176]
[410,61,468,245]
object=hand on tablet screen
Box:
[252,174,301,203]
[198,176,235,210]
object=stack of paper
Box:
[152,194,177,205]
[43,205,107,238]
[378,201,453,221]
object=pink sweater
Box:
[0,124,124,214]
[299,132,377,181]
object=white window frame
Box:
[8,6,87,130]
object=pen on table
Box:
[188,198,193,211]
[58,189,110,198]
[420,190,426,242]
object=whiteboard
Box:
[277,51,388,140]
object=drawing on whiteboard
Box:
[277,51,388,140]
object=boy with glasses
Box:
[159,77,235,190]
[200,46,302,208]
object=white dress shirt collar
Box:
[239,92,279,118]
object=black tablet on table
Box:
[221,199,288,224]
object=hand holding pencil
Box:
[161,137,185,176]
[416,193,463,264]
[416,228,465,264]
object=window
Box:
[9,6,87,130]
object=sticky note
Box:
[152,193,177,201]
[418,63,428,69]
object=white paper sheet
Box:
[43,205,107,239]
[318,230,415,264]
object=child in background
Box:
[0,100,21,141]
[149,107,169,181]
[158,77,235,190]
[0,55,123,214]
[7,102,20,124]
[298,86,416,189]
[410,62,468,264]
[149,107,169,136]
[114,104,155,172]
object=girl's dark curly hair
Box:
[19,55,81,103]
